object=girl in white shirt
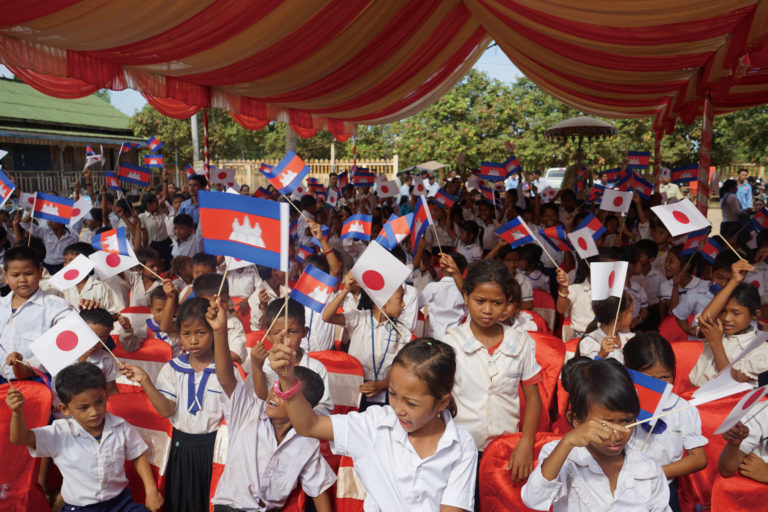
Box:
[269,337,479,512]
[576,292,634,363]
[555,262,595,339]
[521,357,670,511]
[623,333,708,512]
[659,246,707,318]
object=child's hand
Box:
[439,253,459,275]
[599,335,621,358]
[205,298,228,332]
[119,363,149,385]
[672,271,685,287]
[258,288,270,309]
[269,343,296,379]
[78,299,101,310]
[343,272,357,289]
[740,453,768,483]
[250,341,269,370]
[723,422,750,445]
[564,417,628,449]
[359,380,386,397]
[731,259,755,283]
[555,268,569,289]
[308,221,323,240]
[5,388,25,413]
[508,438,534,483]
[698,313,724,345]
[5,352,24,368]
[162,278,177,298]
[117,314,133,332]
[145,487,164,512]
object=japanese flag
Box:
[69,196,91,226]
[29,313,101,375]
[377,180,398,198]
[350,241,410,309]
[0,149,7,161]
[19,192,36,210]
[210,168,236,187]
[660,167,671,180]
[600,189,633,213]
[567,227,599,260]
[327,188,339,207]
[89,245,139,279]
[538,186,558,202]
[650,199,710,237]
[715,385,768,434]
[224,256,254,271]
[466,175,479,192]
[49,254,94,291]
[413,176,427,196]
[290,184,307,200]
[591,261,628,301]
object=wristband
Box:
[557,289,568,298]
[272,378,301,400]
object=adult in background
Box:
[720,179,743,241]
[736,168,753,212]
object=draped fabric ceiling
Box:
[3,0,768,139]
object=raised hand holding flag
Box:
[29,313,102,376]
[591,261,628,301]
[290,264,338,313]
[715,385,768,435]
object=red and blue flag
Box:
[576,213,606,240]
[198,190,290,271]
[479,184,494,203]
[290,264,338,314]
[672,164,698,184]
[587,184,605,203]
[626,368,672,428]
[144,154,163,168]
[146,136,163,152]
[262,151,310,195]
[376,213,413,250]
[289,220,298,240]
[121,142,143,153]
[699,237,722,264]
[603,168,622,184]
[296,244,314,263]
[0,168,16,208]
[480,162,506,182]
[574,167,587,194]
[91,227,131,256]
[628,151,651,170]
[680,228,710,256]
[259,162,273,173]
[410,197,433,255]
[253,187,270,199]
[352,170,375,187]
[341,214,372,242]
[615,169,634,191]
[495,217,534,249]
[311,224,330,247]
[750,207,768,231]
[337,171,349,191]
[33,192,74,224]
[104,170,122,192]
[185,164,195,178]
[504,155,521,176]
[632,173,654,199]
[119,162,151,187]
[433,188,456,210]
[85,144,96,156]
[539,225,571,252]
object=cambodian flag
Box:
[33,192,74,224]
[433,188,456,210]
[480,162,506,182]
[603,168,622,184]
[146,136,163,152]
[121,142,143,153]
[289,220,298,240]
[85,144,96,156]
[680,228,710,256]
[311,225,330,247]
[253,187,270,200]
[0,168,16,208]
[626,368,672,428]
[632,174,654,199]
[628,151,651,170]
[576,213,606,240]
[259,162,273,173]
[479,184,494,203]
[198,190,290,272]
[119,162,151,187]
[104,170,122,192]
[672,164,698,184]
[352,170,375,187]
[587,184,605,202]
[699,237,722,264]
[185,164,195,178]
[337,171,349,191]
[144,155,163,168]
[504,155,521,176]
[376,213,413,250]
[290,264,339,314]
[495,217,534,249]
[262,151,310,195]
[309,181,326,196]
[750,207,768,231]
[615,169,634,191]
[296,244,314,263]
[341,214,372,242]
[91,227,131,256]
[539,225,571,252]
[574,167,587,194]
[410,197,433,255]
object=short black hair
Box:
[79,308,114,328]
[4,246,41,270]
[189,174,207,188]
[64,242,96,258]
[192,253,217,269]
[518,244,542,267]
[294,366,324,408]
[561,357,639,423]
[173,214,195,228]
[177,297,212,331]
[88,208,103,224]
[55,362,107,405]
[193,273,228,297]
[634,239,659,261]
[265,298,305,328]
[256,264,275,281]
[460,220,480,241]
[730,282,761,316]
[462,259,511,298]
[150,286,168,302]
[713,250,740,273]
[623,332,677,381]
[136,247,161,266]
[451,253,468,275]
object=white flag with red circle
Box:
[715,385,768,434]
[89,245,139,279]
[350,241,410,309]
[600,189,633,213]
[19,192,36,210]
[538,186,558,202]
[650,198,710,237]
[567,227,599,260]
[413,176,427,196]
[591,261,629,301]
[377,180,398,198]
[69,196,91,226]
[49,254,94,291]
[29,313,101,375]
[210,167,236,187]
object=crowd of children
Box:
[2,163,768,512]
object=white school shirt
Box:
[139,210,169,242]
[247,284,290,331]
[171,232,204,258]
[409,268,434,294]
[454,240,483,263]
[628,393,707,481]
[119,319,182,357]
[399,283,419,333]
[418,276,466,340]
[625,280,648,319]
[30,413,147,506]
[577,327,634,363]
[659,275,708,302]
[155,356,233,433]
[226,265,261,298]
[343,309,410,384]
[303,307,335,352]
[21,222,78,266]
[515,270,534,304]
[740,401,768,463]
[296,211,314,247]
[255,351,335,415]
[672,283,713,325]
[566,280,594,334]
[632,267,665,306]
[424,223,456,248]
[211,381,336,511]
[689,326,768,388]
[102,275,129,311]
[526,268,550,291]
[61,275,122,314]
[510,311,538,332]
[125,270,161,307]
[521,440,671,512]
[0,288,74,378]
[330,406,477,512]
[444,321,541,450]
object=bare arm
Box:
[133,452,164,512]
[663,446,707,479]
[159,280,179,334]
[720,422,749,477]
[700,260,753,321]
[5,389,36,448]
[555,268,570,316]
[311,491,334,512]
[508,383,541,482]
[322,273,352,325]
[120,364,176,417]
[209,300,236,398]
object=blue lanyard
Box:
[307,311,314,352]
[370,311,393,381]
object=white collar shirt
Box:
[226,266,260,299]
[444,321,541,449]
[511,311,538,332]
[739,400,768,463]
[29,413,147,506]
[330,406,477,512]
[526,268,550,291]
[342,309,411,383]
[139,211,169,242]
[125,270,162,308]
[23,222,78,265]
[303,307,335,353]
[172,232,204,258]
[247,284,290,331]
[566,280,595,334]
[212,382,335,511]
[62,275,122,314]
[515,270,534,303]
[631,267,665,306]
[672,283,714,325]
[418,277,466,340]
[521,440,670,512]
[398,283,419,333]
[454,240,483,264]
[690,326,768,388]
[577,327,633,363]
[625,281,648,318]
[658,275,708,302]
[473,217,499,251]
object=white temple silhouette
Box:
[348,221,366,233]
[279,170,297,187]
[40,202,60,216]
[229,217,265,247]
[0,184,8,198]
[126,171,143,181]
[102,235,119,252]
[308,286,330,303]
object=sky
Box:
[1,45,522,116]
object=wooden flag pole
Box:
[138,262,163,281]
[281,193,310,222]
[378,308,409,341]
[717,234,745,261]
[216,257,232,298]
[0,362,16,389]
[282,271,290,377]
[98,337,122,366]
[430,224,444,255]
[531,231,559,268]
[640,423,655,451]
[741,400,768,426]
[260,301,286,346]
[610,291,624,337]
[626,402,697,428]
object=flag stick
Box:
[378,308,408,341]
[283,270,289,377]
[216,257,231,298]
[281,194,310,221]
[138,261,163,281]
[640,423,654,451]
[717,234,745,261]
[260,301,286,345]
[98,337,122,366]
[27,193,36,246]
[430,224,444,255]
[0,362,15,389]
[610,291,624,337]
[530,232,559,268]
[626,402,697,428]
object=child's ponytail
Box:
[392,337,458,417]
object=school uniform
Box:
[102,275,129,311]
[690,326,768,387]
[473,218,499,252]
[515,270,534,305]
[424,223,456,250]
[0,287,74,380]
[296,211,314,247]
[118,317,182,357]
[566,280,594,335]
[510,311,538,332]
[672,283,714,326]
[330,406,477,512]
[62,275,123,314]
[251,351,334,415]
[124,270,161,308]
[522,440,670,512]
[455,240,483,263]
[444,322,541,450]
[577,327,634,363]
[21,221,78,271]
[409,268,434,294]
[398,283,419,333]
[171,232,204,258]
[247,284,290,331]
[52,349,120,419]
[29,413,147,510]
[526,268,550,292]
[418,276,466,341]
[658,276,708,303]
[226,265,260,299]
[211,381,336,511]
[303,306,335,352]
[740,402,768,463]
[632,267,666,306]
[227,316,248,362]
[139,210,172,265]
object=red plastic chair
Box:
[532,289,556,331]
[524,332,565,432]
[335,456,365,512]
[711,472,768,511]
[0,382,52,512]
[669,339,704,399]
[659,314,689,343]
[521,310,552,334]
[479,432,563,511]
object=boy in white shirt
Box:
[171,214,203,258]
[61,242,124,314]
[119,285,182,357]
[6,362,163,511]
[247,265,290,331]
[123,247,163,307]
[454,220,483,263]
[419,253,467,340]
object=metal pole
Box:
[191,114,200,162]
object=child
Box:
[624,333,708,511]
[521,357,670,511]
[505,279,538,331]
[519,243,550,291]
[1,246,74,382]
[171,213,203,258]
[719,409,768,483]
[269,337,478,510]
[6,362,163,511]
[455,220,483,263]
[169,254,193,293]
[474,200,499,251]
[248,265,289,330]
[124,247,162,307]
[61,242,124,313]
[76,308,120,396]
[192,273,248,364]
[178,252,217,302]
[118,285,182,357]
[418,252,468,340]
[120,297,232,512]
[249,299,334,415]
[632,239,665,329]
[444,259,542,482]
[19,213,78,274]
[576,293,634,363]
[622,245,650,329]
[659,247,708,318]
[323,272,411,409]
[555,262,595,340]
[495,244,534,310]
[692,260,768,387]
[650,222,673,275]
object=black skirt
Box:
[164,428,217,512]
